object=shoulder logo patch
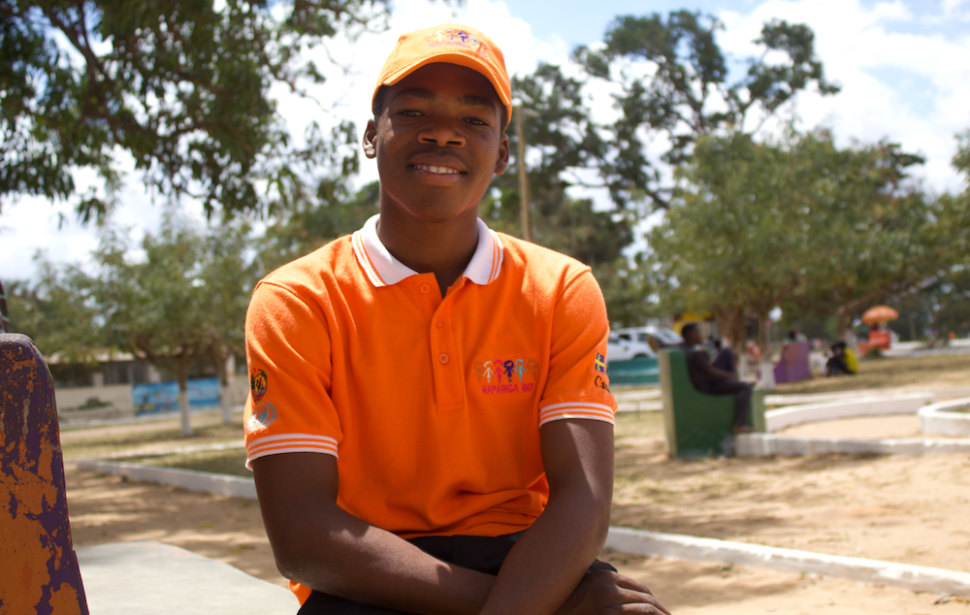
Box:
[248,402,277,429]
[594,353,606,373]
[250,369,268,403]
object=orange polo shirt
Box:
[243,215,615,600]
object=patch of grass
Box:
[61,411,245,460]
[775,352,970,395]
[614,412,665,440]
[124,448,250,477]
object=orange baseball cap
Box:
[373,23,513,127]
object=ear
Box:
[493,133,510,175]
[363,119,378,159]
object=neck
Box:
[376,204,480,297]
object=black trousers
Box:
[703,349,751,428]
[297,534,617,614]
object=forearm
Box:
[277,503,494,615]
[480,486,611,615]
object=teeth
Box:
[415,164,460,175]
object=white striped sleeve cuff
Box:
[538,402,616,427]
[245,433,339,469]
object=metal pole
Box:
[515,105,532,243]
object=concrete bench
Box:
[1,333,89,614]
[607,356,659,386]
[658,349,765,458]
[77,541,295,614]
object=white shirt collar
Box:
[351,215,504,288]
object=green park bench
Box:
[658,349,766,458]
[606,356,659,386]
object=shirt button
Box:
[438,353,449,364]
[436,321,444,328]
[420,283,430,294]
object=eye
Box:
[465,116,489,126]
[399,109,422,117]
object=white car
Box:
[606,326,683,362]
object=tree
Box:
[1,0,385,222]
[780,139,942,340]
[482,64,644,323]
[255,178,380,275]
[3,258,101,363]
[645,130,822,359]
[93,211,255,434]
[197,220,258,423]
[573,11,840,211]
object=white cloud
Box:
[719,0,970,193]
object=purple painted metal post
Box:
[0,334,88,615]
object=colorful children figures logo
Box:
[426,29,489,58]
[474,358,539,384]
[474,358,540,395]
[250,369,268,403]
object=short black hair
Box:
[372,85,508,130]
[681,323,699,339]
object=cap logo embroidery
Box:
[426,29,489,58]
[250,369,268,402]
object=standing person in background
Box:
[681,323,754,434]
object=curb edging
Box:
[606,527,970,597]
[77,459,257,499]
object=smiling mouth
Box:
[412,164,463,176]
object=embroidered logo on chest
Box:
[473,358,539,394]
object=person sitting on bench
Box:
[680,323,753,434]
[243,23,669,615]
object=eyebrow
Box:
[393,88,497,110]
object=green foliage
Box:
[256,178,380,274]
[780,137,947,337]
[573,11,839,211]
[0,0,387,221]
[483,64,641,322]
[92,210,256,390]
[5,259,101,363]
[643,128,952,349]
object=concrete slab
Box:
[919,397,970,436]
[77,541,295,614]
[764,392,932,432]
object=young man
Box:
[680,323,753,434]
[243,24,670,615]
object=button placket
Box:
[430,291,462,411]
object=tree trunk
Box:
[713,305,747,375]
[177,355,192,437]
[835,305,852,343]
[213,344,233,425]
[757,311,776,390]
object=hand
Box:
[555,570,671,614]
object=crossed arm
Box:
[253,419,669,614]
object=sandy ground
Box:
[64,465,970,614]
[65,409,970,614]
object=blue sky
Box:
[2,0,969,282]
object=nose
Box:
[418,114,465,148]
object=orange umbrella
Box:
[862,305,899,325]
